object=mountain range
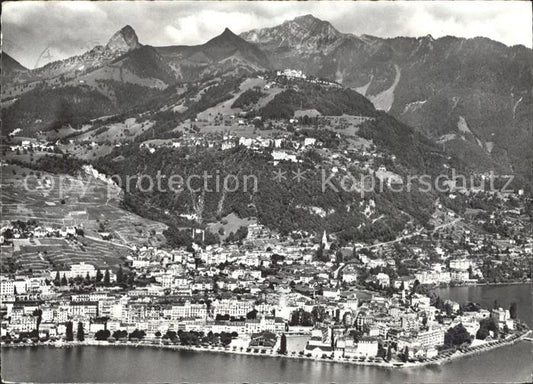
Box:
[241,15,532,177]
[2,14,532,181]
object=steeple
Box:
[321,230,330,251]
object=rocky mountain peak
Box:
[209,27,241,44]
[240,14,341,53]
[106,25,141,53]
[287,14,341,39]
[222,27,234,35]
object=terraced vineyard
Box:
[1,164,167,272]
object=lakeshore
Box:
[3,338,532,383]
[2,328,530,370]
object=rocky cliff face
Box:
[106,25,141,54]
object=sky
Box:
[2,1,532,69]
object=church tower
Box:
[321,230,330,251]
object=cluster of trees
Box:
[9,154,86,176]
[444,323,472,347]
[260,84,377,120]
[231,88,266,109]
[481,259,530,283]
[163,227,219,249]
[53,266,123,287]
[288,309,314,327]
[94,328,147,341]
[94,329,111,341]
[128,329,147,340]
[162,330,237,346]
[476,318,499,340]
[358,111,460,174]
[112,330,128,339]
[1,86,116,135]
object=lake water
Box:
[2,283,532,383]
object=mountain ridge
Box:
[2,17,532,182]
[238,15,533,180]
[156,27,271,81]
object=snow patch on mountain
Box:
[401,100,427,115]
[437,134,458,143]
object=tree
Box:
[402,346,409,362]
[77,322,85,342]
[162,330,177,341]
[129,329,146,340]
[289,309,314,326]
[96,269,103,283]
[112,330,128,340]
[509,302,518,319]
[477,318,498,340]
[311,306,326,323]
[386,345,392,361]
[179,331,199,345]
[476,326,489,340]
[220,332,232,346]
[65,321,74,341]
[212,276,219,294]
[95,329,111,341]
[54,271,60,286]
[117,265,124,284]
[33,309,42,331]
[246,309,258,320]
[315,245,324,261]
[60,274,68,286]
[279,333,287,355]
[103,270,110,285]
[444,324,471,347]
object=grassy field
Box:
[207,213,257,241]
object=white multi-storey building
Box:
[170,301,207,320]
[0,277,15,297]
[212,299,254,317]
[415,326,445,348]
[50,262,116,281]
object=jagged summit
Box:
[201,27,271,68]
[106,25,141,53]
[293,14,319,21]
[290,14,339,34]
[206,27,242,46]
[240,14,342,53]
[155,25,271,81]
